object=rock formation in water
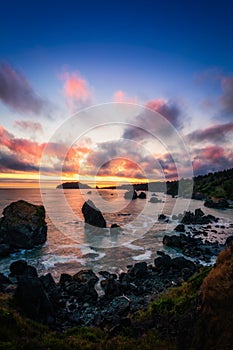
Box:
[0,200,47,256]
[81,200,106,228]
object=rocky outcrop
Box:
[204,198,229,209]
[180,209,218,225]
[138,192,146,199]
[149,196,162,203]
[81,200,106,228]
[0,200,47,252]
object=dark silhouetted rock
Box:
[154,254,171,270]
[73,269,99,287]
[158,214,167,220]
[110,224,123,234]
[15,273,54,324]
[82,200,106,228]
[170,257,195,271]
[174,224,185,232]
[124,190,137,200]
[138,192,146,199]
[204,198,229,209]
[0,200,47,249]
[225,236,233,246]
[10,260,28,276]
[129,262,147,278]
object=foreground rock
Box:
[82,200,106,228]
[0,254,204,330]
[0,200,47,254]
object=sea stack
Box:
[82,200,106,228]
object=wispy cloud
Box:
[0,62,52,116]
[192,145,233,175]
[187,122,233,143]
[14,120,43,134]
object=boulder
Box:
[15,273,54,324]
[129,262,147,278]
[82,200,106,228]
[138,192,146,199]
[154,254,171,270]
[170,257,195,272]
[174,224,185,232]
[158,214,167,221]
[0,200,47,249]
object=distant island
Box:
[56,168,233,200]
[56,182,91,189]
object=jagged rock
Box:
[170,257,195,271]
[181,209,217,225]
[73,269,99,286]
[158,214,167,220]
[81,200,106,228]
[124,190,137,200]
[154,254,171,270]
[129,262,147,278]
[138,192,146,199]
[0,200,47,249]
[174,224,185,232]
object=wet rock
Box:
[73,269,99,286]
[170,257,195,272]
[129,262,147,278]
[59,273,72,285]
[124,190,137,200]
[154,254,171,271]
[158,214,167,221]
[100,278,122,298]
[174,224,185,232]
[138,192,146,199]
[81,200,106,228]
[110,224,123,234]
[0,200,47,250]
[181,209,217,225]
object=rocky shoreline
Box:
[0,200,232,333]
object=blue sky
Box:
[0,0,233,186]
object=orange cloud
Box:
[113,90,138,104]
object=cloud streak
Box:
[0,62,51,116]
[187,122,233,143]
[14,120,43,133]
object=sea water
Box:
[0,188,232,281]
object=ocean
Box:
[0,188,232,281]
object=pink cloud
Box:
[113,90,138,104]
[60,71,91,108]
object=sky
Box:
[0,0,233,188]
